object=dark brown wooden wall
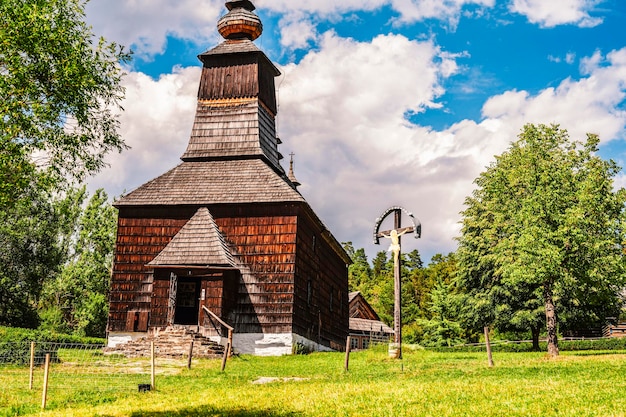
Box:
[109,203,348,351]
[199,62,258,101]
[110,205,299,334]
[293,209,349,350]
[199,271,238,325]
[198,54,277,115]
[109,217,188,331]
[217,212,297,334]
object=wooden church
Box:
[107,0,351,355]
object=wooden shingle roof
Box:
[349,318,394,335]
[147,207,235,268]
[115,159,303,207]
[198,39,279,76]
[201,38,261,56]
[348,291,381,321]
[181,100,282,169]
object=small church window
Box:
[339,290,343,314]
[330,287,334,312]
[307,279,312,306]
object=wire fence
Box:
[0,342,189,412]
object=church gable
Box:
[148,207,235,268]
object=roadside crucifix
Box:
[374,206,421,359]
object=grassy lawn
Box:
[2,345,626,416]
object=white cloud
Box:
[566,52,577,65]
[86,0,223,58]
[258,0,387,16]
[389,0,496,26]
[86,0,497,59]
[260,0,495,23]
[275,43,626,258]
[510,0,604,28]
[277,12,319,49]
[88,67,199,196]
[482,48,626,142]
[548,52,576,64]
[275,32,474,257]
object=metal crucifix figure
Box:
[374,207,421,359]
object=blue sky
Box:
[86,0,626,263]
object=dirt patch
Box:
[252,377,309,384]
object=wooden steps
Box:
[105,326,225,359]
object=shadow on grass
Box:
[127,406,302,416]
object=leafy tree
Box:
[0,0,130,207]
[343,242,372,291]
[405,253,460,344]
[0,183,67,327]
[343,243,464,345]
[418,278,464,347]
[401,250,426,323]
[414,253,456,317]
[352,247,427,333]
[457,124,626,357]
[40,188,116,337]
[0,0,128,332]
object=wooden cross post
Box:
[374,207,420,359]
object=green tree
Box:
[40,188,116,337]
[0,0,129,207]
[0,182,67,327]
[404,253,459,344]
[417,253,456,318]
[343,242,372,292]
[367,249,426,331]
[457,124,626,357]
[418,278,464,347]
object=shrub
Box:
[426,337,626,353]
[291,341,312,355]
[0,326,104,365]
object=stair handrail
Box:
[202,306,234,354]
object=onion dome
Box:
[218,1,263,41]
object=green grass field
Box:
[2,345,626,416]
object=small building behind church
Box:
[348,292,394,350]
[107,0,351,356]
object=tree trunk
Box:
[531,326,540,351]
[544,284,559,357]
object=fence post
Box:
[41,353,50,410]
[484,326,494,367]
[187,340,194,370]
[151,341,156,390]
[29,342,35,390]
[344,336,351,372]
[221,342,230,372]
